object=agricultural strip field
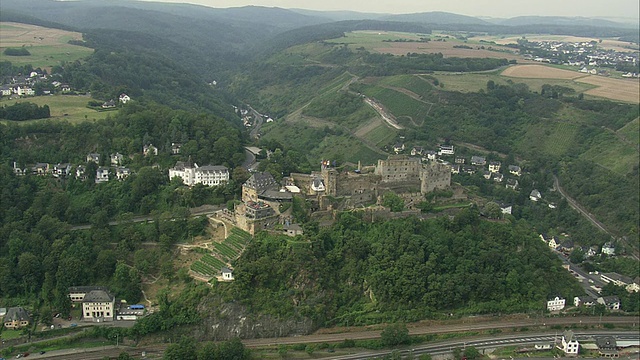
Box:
[502,64,640,103]
[0,95,115,124]
[0,22,93,69]
[575,76,640,103]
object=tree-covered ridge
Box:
[226,211,582,326]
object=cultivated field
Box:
[501,64,585,79]
[502,64,640,103]
[576,76,640,103]
[0,95,115,124]
[0,22,93,69]
[327,31,521,60]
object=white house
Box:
[438,145,454,155]
[560,330,580,356]
[470,155,486,166]
[118,93,130,104]
[530,189,542,201]
[143,144,158,156]
[508,165,522,176]
[311,177,325,193]
[115,166,131,180]
[601,242,615,256]
[547,296,565,311]
[221,267,234,281]
[500,203,512,215]
[87,153,100,163]
[95,167,110,183]
[82,289,115,322]
[574,296,595,307]
[548,236,560,250]
[110,152,124,166]
[488,161,501,173]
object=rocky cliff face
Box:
[195,301,314,341]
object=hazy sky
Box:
[142,0,640,19]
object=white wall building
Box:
[169,161,229,187]
[561,330,580,356]
[547,296,565,311]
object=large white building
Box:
[547,296,566,311]
[82,289,115,322]
[560,330,580,356]
[169,161,229,187]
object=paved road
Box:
[553,175,639,260]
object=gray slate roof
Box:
[4,307,30,322]
[83,290,114,303]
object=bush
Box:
[4,47,31,56]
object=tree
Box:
[380,323,410,347]
[164,337,197,360]
[464,346,481,359]
[382,192,404,212]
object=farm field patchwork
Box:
[617,118,639,147]
[502,64,640,103]
[0,22,93,69]
[326,30,521,60]
[581,131,639,176]
[0,95,115,124]
[473,34,639,53]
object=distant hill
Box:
[290,8,386,21]
[497,16,638,29]
[380,11,491,25]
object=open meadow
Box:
[0,95,116,124]
[0,22,93,69]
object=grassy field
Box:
[0,22,94,69]
[0,95,116,124]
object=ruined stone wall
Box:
[375,155,421,183]
[421,162,451,194]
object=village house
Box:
[529,189,542,201]
[601,242,615,256]
[508,165,522,176]
[32,162,49,175]
[505,178,518,190]
[171,143,182,155]
[500,203,512,215]
[143,144,158,156]
[87,153,100,163]
[597,296,620,310]
[393,143,405,154]
[220,267,234,281]
[493,173,504,182]
[596,336,618,358]
[425,150,438,161]
[438,145,454,155]
[3,307,31,329]
[454,157,465,164]
[488,161,501,173]
[410,146,424,156]
[547,296,566,311]
[82,289,115,322]
[68,286,110,302]
[573,296,595,307]
[53,163,71,178]
[95,167,110,183]
[470,155,486,166]
[548,236,561,250]
[110,152,124,166]
[115,166,131,180]
[102,99,116,108]
[118,93,130,103]
[76,165,86,180]
[560,330,580,356]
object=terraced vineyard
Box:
[189,227,252,279]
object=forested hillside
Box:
[224,212,583,326]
